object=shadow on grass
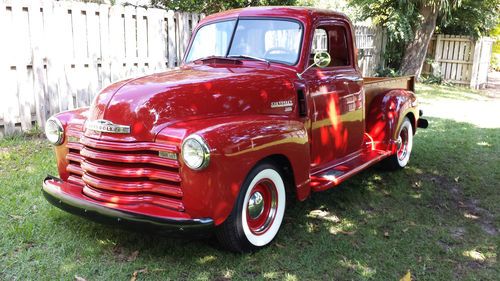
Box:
[2,117,498,280]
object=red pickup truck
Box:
[42,7,427,252]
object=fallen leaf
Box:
[298,240,313,246]
[127,250,139,262]
[75,276,87,281]
[464,212,479,220]
[399,271,411,281]
[130,268,148,281]
[463,250,486,262]
[8,214,23,220]
[402,228,409,233]
[275,243,285,248]
[329,226,356,235]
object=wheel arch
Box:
[366,89,419,150]
[405,111,416,135]
[254,154,296,198]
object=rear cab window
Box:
[311,24,351,68]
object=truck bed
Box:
[364,76,415,109]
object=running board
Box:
[310,150,391,192]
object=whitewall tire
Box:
[382,116,414,169]
[215,163,287,252]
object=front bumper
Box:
[42,176,214,235]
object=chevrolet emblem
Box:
[86,119,131,134]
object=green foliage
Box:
[491,24,500,71]
[350,0,420,69]
[150,0,297,14]
[297,0,357,18]
[374,66,399,77]
[350,0,495,71]
[420,74,451,85]
[438,0,500,38]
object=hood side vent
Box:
[297,89,307,117]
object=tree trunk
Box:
[400,3,439,77]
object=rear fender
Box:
[365,90,418,151]
[157,115,310,225]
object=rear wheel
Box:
[215,163,286,252]
[381,117,413,170]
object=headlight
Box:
[181,134,210,170]
[45,117,64,145]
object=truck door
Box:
[305,21,364,170]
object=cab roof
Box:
[199,6,351,25]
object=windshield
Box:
[185,19,303,65]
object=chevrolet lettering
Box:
[85,119,131,134]
[271,100,294,108]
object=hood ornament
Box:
[86,119,130,134]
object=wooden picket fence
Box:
[422,34,494,88]
[0,0,385,137]
[354,24,385,77]
[0,0,202,136]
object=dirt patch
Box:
[449,227,466,240]
[110,245,140,262]
[422,174,498,237]
[460,199,498,236]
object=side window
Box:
[311,25,351,67]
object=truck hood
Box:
[85,64,296,142]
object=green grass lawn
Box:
[1,84,498,280]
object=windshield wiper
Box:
[227,54,270,66]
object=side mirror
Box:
[313,51,331,68]
[297,51,331,79]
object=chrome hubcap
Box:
[248,191,264,219]
[246,179,279,235]
[397,127,409,161]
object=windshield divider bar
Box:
[225,17,239,58]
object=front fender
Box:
[51,107,89,181]
[157,115,310,225]
[366,90,419,151]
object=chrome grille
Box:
[65,135,183,212]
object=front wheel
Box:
[215,163,286,252]
[381,117,414,170]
